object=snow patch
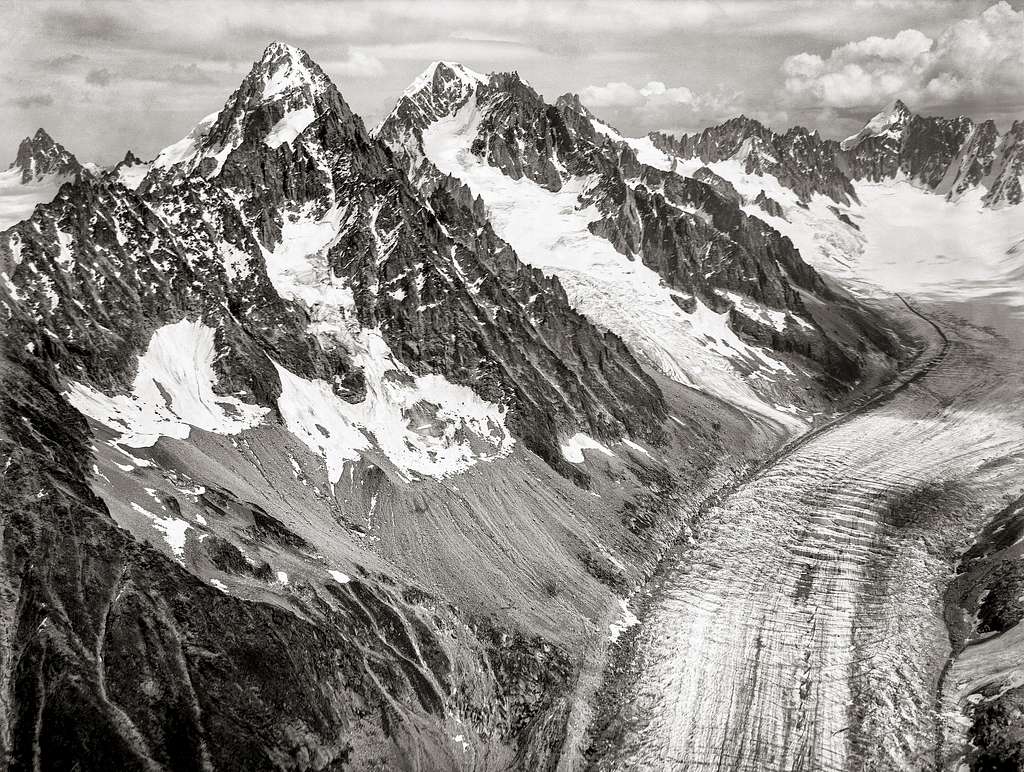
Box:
[131,501,190,560]
[328,570,350,584]
[590,118,626,143]
[621,438,653,457]
[560,432,615,464]
[609,598,639,642]
[726,292,812,333]
[265,105,317,149]
[116,161,152,190]
[67,319,267,447]
[154,112,220,170]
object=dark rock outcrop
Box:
[8,127,83,183]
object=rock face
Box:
[378,69,899,406]
[651,99,1024,208]
[982,120,1024,207]
[0,43,706,770]
[0,43,914,771]
[3,43,665,477]
[9,127,84,183]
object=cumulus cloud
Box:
[580,79,740,124]
[326,49,385,78]
[86,67,113,86]
[10,94,55,109]
[781,1,1024,109]
[579,78,744,135]
[582,81,697,109]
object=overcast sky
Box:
[2,0,1022,165]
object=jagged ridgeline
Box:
[0,42,759,770]
[648,99,1023,208]
[2,43,667,483]
[6,38,1016,771]
[375,60,902,420]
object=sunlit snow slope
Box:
[421,102,804,431]
[622,128,1024,311]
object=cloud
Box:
[163,63,215,84]
[580,79,743,135]
[325,49,385,78]
[86,68,113,86]
[42,53,86,70]
[582,81,696,109]
[581,79,741,118]
[10,94,55,109]
[780,1,1024,109]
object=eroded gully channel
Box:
[586,297,1024,771]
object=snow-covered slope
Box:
[420,100,799,426]
[379,66,901,433]
[67,319,268,448]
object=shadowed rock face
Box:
[0,42,695,770]
[0,354,589,770]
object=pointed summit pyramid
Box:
[375,61,488,145]
[840,99,912,151]
[403,60,486,99]
[153,41,357,179]
[9,128,82,183]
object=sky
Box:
[1,0,1022,166]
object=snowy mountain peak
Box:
[252,40,330,104]
[374,61,489,142]
[260,40,305,62]
[840,98,912,150]
[8,128,82,183]
[151,41,349,178]
[404,60,487,98]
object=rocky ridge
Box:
[0,43,936,772]
[650,99,1023,208]
[8,127,84,184]
[377,65,901,410]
